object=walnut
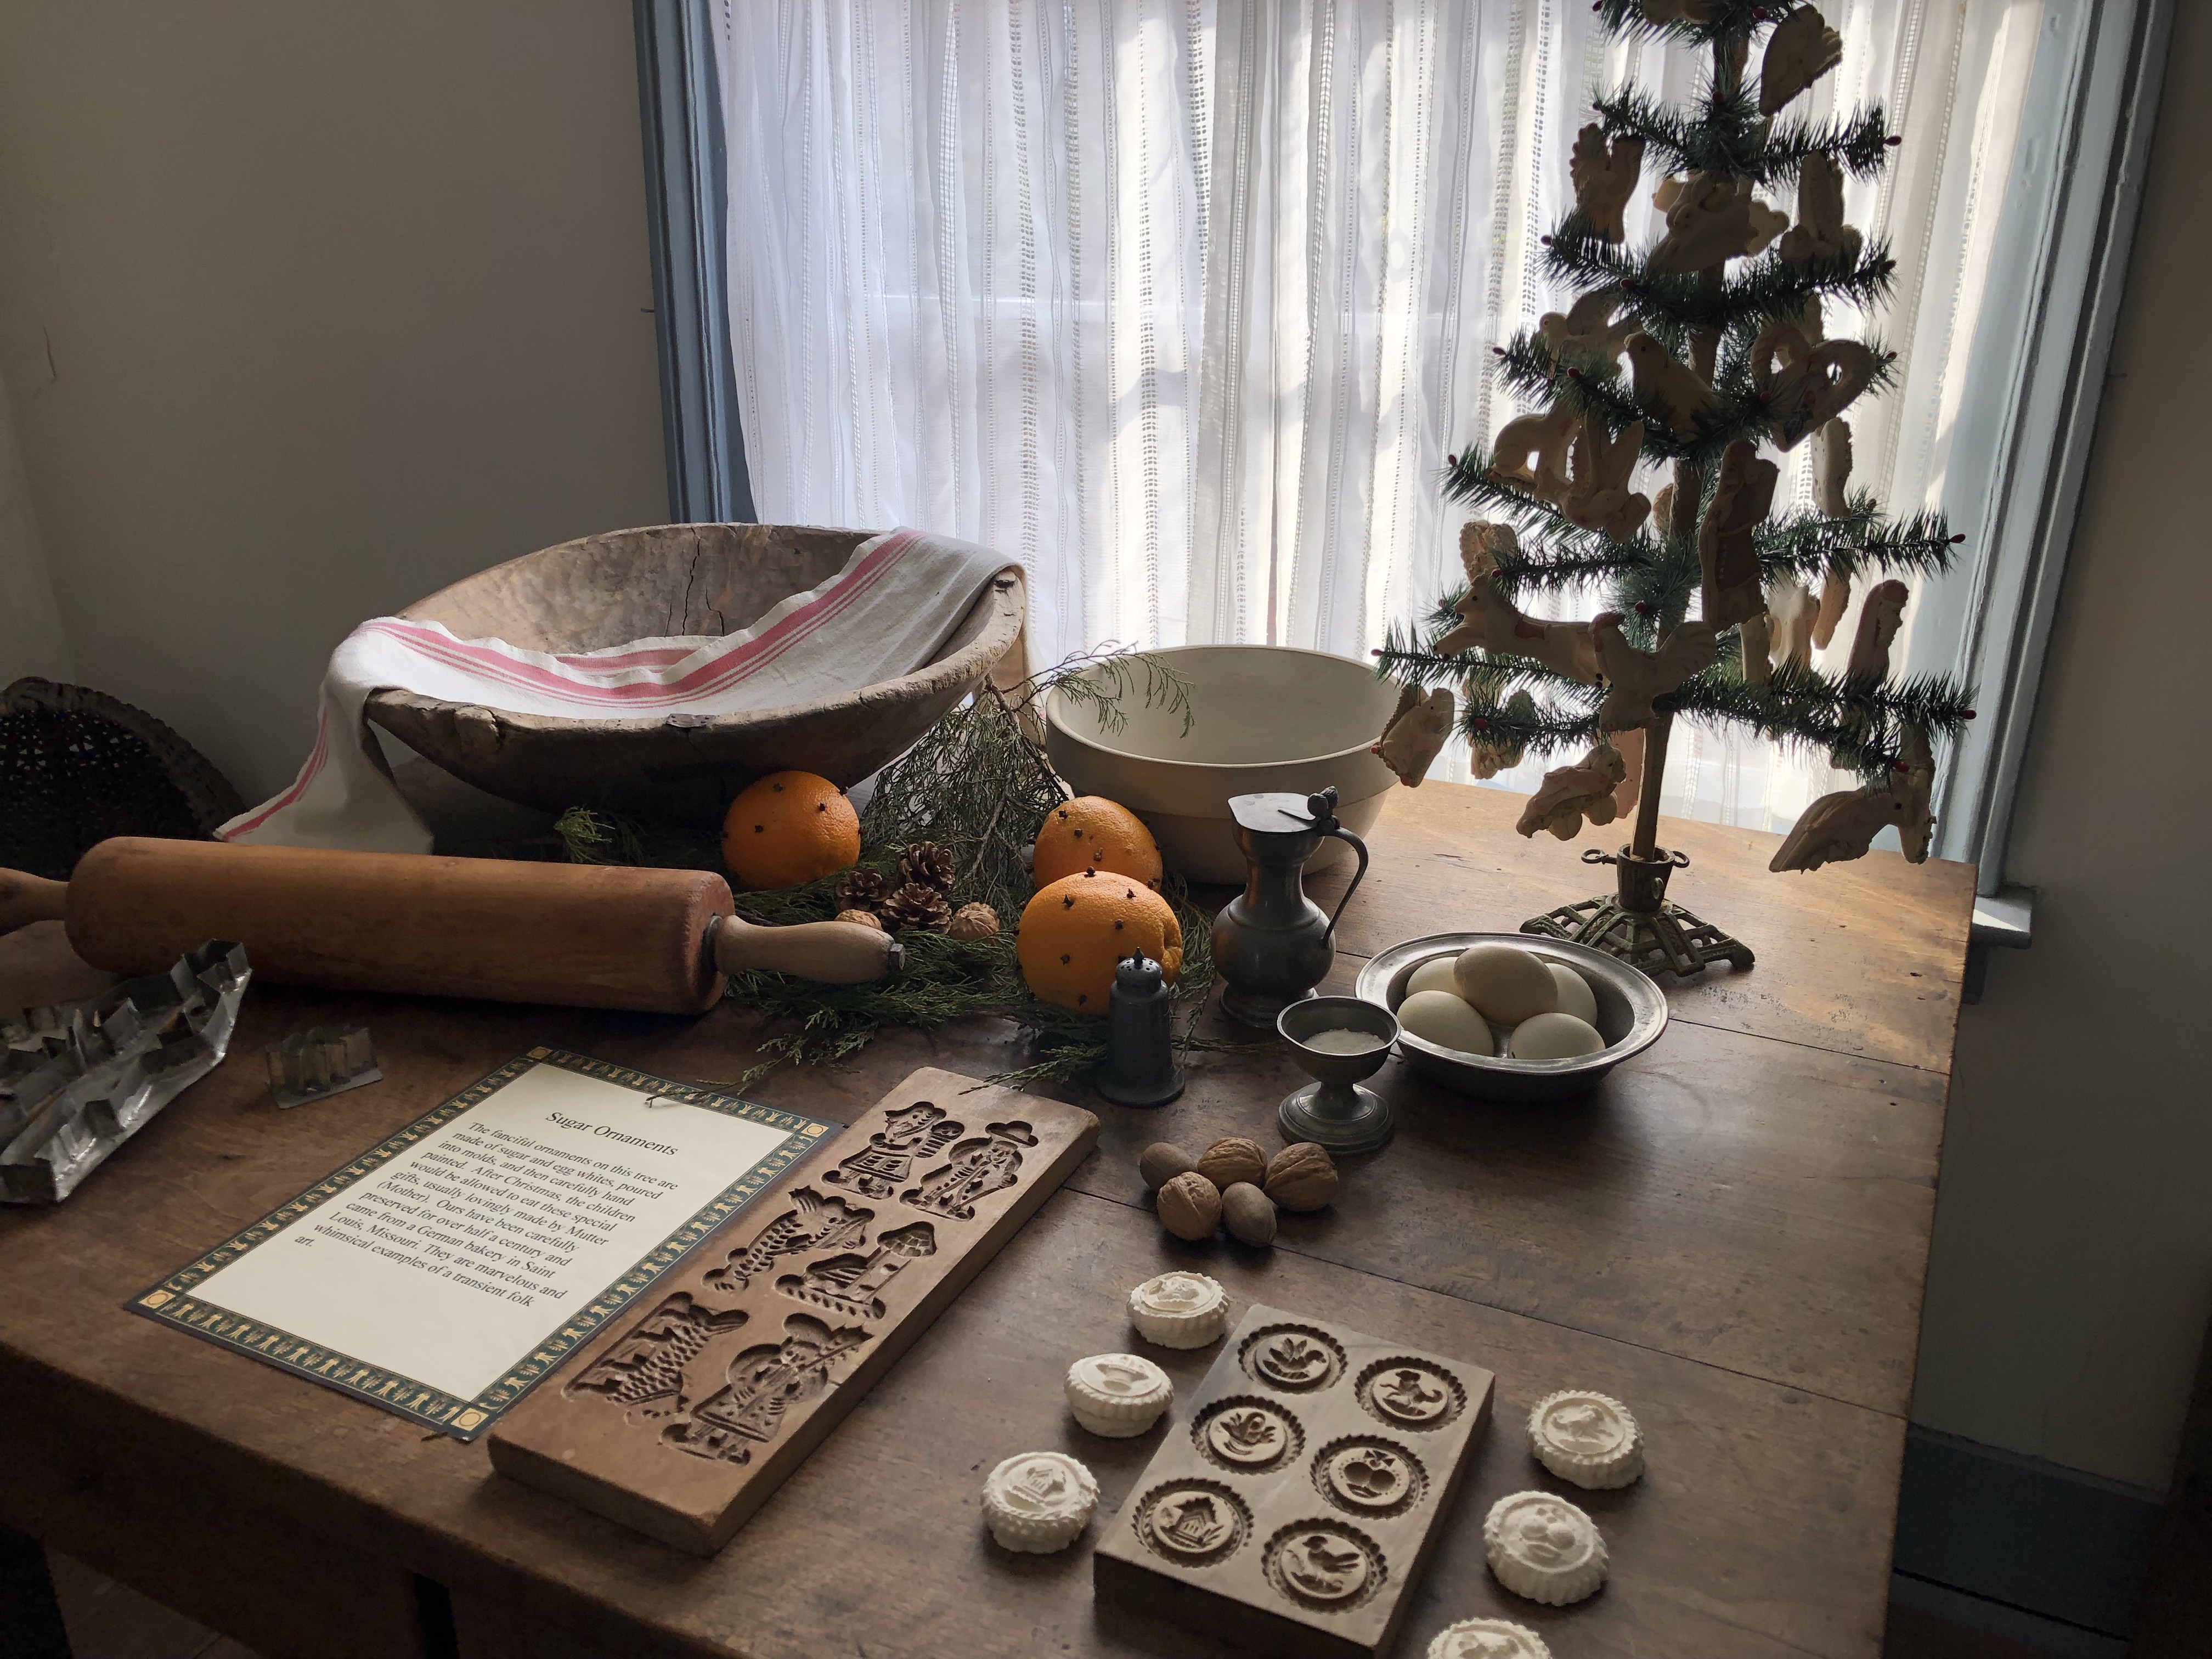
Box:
[1138,1142,1195,1190]
[1221,1182,1277,1247]
[1155,1171,1222,1242]
[834,909,885,932]
[1195,1136,1267,1190]
[944,901,1001,940]
[1262,1142,1339,1212]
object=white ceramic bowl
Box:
[1044,646,1401,883]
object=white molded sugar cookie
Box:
[1427,1618,1554,1659]
[1528,1389,1644,1488]
[1128,1270,1228,1348]
[1065,1352,1173,1437]
[1483,1490,1609,1605]
[981,1451,1099,1553]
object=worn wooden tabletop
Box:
[0,782,1973,1659]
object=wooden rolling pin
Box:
[0,838,901,1014]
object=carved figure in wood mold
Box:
[664,1313,872,1464]
[703,1187,871,1294]
[1568,124,1645,241]
[822,1101,964,1199]
[903,1120,1037,1220]
[775,1222,937,1322]
[566,1293,748,1418]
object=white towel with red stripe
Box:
[219,528,1014,853]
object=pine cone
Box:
[898,840,958,893]
[880,882,953,933]
[833,867,889,913]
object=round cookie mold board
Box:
[1092,1302,1496,1659]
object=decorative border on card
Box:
[126,1048,837,1440]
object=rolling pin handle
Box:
[0,867,71,931]
[708,912,904,985]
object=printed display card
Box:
[132,1048,835,1438]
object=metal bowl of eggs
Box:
[1353,933,1668,1102]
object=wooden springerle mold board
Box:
[1094,1304,1494,1659]
[490,1067,1096,1554]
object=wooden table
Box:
[0,783,1973,1659]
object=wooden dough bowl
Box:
[366,524,1025,814]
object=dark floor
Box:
[49,1549,2085,1659]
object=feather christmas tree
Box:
[1373,0,1975,975]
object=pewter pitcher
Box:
[1211,787,1370,1027]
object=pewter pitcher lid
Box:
[1228,786,1340,838]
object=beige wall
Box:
[0,0,667,799]
[1910,5,2212,1492]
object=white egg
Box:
[1453,943,1559,1025]
[1396,989,1496,1057]
[1547,962,1599,1025]
[1406,955,1462,998]
[1508,1011,1606,1061]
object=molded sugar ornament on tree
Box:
[1373,686,1457,787]
[1373,1,1976,976]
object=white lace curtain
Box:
[713,0,2038,832]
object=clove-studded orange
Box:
[1030,795,1164,888]
[1016,868,1183,1012]
[720,770,861,890]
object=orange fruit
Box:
[720,770,861,890]
[1031,795,1164,888]
[1016,869,1183,1012]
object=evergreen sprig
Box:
[1594,0,1820,50]
[1538,225,1900,347]
[1596,85,1894,187]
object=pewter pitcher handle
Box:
[1319,825,1369,946]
